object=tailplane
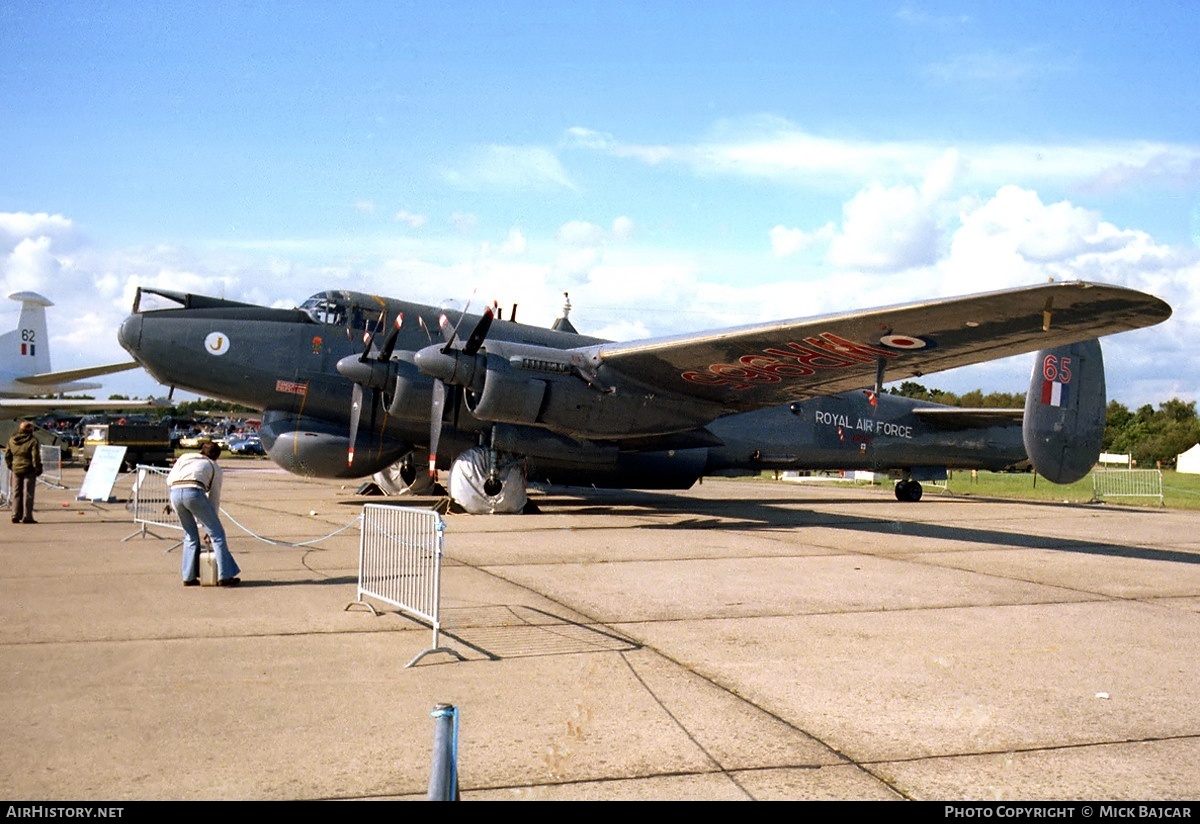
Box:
[1022,338,1105,484]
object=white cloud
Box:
[921,149,963,202]
[499,227,526,256]
[394,210,427,228]
[942,186,1151,286]
[828,183,941,272]
[562,126,613,150]
[592,117,1200,193]
[923,48,1074,87]
[2,236,62,293]
[611,216,635,242]
[0,212,75,245]
[442,145,576,191]
[769,223,835,258]
[557,220,605,246]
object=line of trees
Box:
[889,382,1200,467]
[1104,399,1200,468]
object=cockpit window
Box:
[300,293,383,333]
[300,294,346,326]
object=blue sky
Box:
[2,1,1198,406]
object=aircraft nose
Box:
[117,313,143,355]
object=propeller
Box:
[337,311,403,467]
[422,305,494,478]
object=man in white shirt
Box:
[167,441,241,586]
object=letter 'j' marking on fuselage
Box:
[205,332,230,355]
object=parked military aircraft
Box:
[1,291,160,418]
[117,281,1170,511]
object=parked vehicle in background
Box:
[227,434,265,455]
[83,422,173,469]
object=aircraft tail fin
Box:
[1,292,54,377]
[1022,338,1105,484]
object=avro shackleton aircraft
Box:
[117,281,1171,512]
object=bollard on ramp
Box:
[427,703,460,801]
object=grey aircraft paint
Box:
[116,283,1165,506]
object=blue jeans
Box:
[170,486,240,581]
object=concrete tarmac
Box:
[2,464,1199,800]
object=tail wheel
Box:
[895,479,923,502]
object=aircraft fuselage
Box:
[706,392,1026,477]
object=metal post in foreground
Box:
[427,703,460,801]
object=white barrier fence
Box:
[1,446,64,508]
[39,445,63,488]
[351,504,463,667]
[1092,468,1164,506]
[122,465,184,548]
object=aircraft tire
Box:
[449,446,527,514]
[895,479,923,502]
[372,458,435,496]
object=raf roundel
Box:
[878,334,929,351]
[204,332,231,356]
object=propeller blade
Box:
[462,307,494,356]
[348,383,363,467]
[429,379,446,478]
[438,312,456,349]
[358,310,388,363]
[377,313,402,362]
[440,292,477,352]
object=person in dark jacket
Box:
[6,421,43,524]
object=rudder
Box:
[1023,338,1105,484]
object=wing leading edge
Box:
[589,281,1170,412]
[15,361,140,388]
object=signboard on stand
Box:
[78,446,127,502]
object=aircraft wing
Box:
[14,361,140,387]
[592,281,1170,412]
[0,398,164,418]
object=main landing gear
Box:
[894,478,923,502]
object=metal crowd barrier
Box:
[1,447,62,507]
[122,465,184,549]
[38,445,63,488]
[350,504,464,667]
[1092,468,1164,507]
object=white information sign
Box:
[78,445,127,502]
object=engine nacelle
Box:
[1023,338,1105,484]
[260,410,411,478]
[466,364,547,423]
[387,358,436,421]
[415,339,722,437]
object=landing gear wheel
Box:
[372,456,436,496]
[449,446,528,514]
[895,479,923,502]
